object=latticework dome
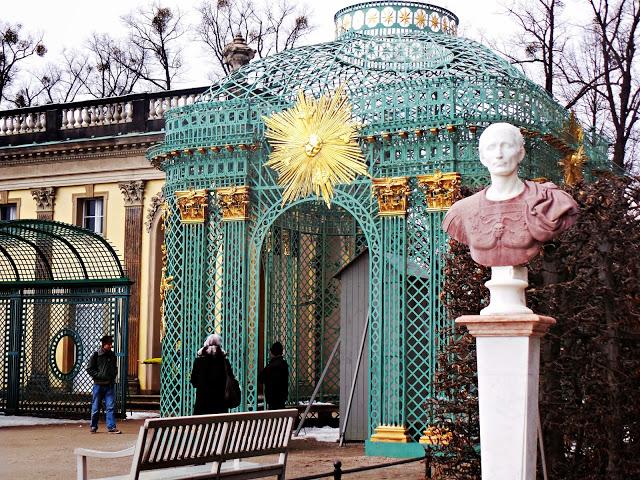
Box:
[151,0,608,184]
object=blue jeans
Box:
[90,384,116,430]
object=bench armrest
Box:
[75,446,135,480]
[75,446,136,458]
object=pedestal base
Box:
[419,425,452,446]
[481,266,532,316]
[456,314,555,480]
[365,440,425,458]
[370,425,412,443]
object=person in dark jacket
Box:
[258,341,289,410]
[190,333,232,415]
[86,335,120,434]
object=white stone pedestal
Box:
[481,266,533,316]
[456,314,555,480]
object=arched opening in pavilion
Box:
[258,200,369,436]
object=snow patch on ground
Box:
[0,416,86,427]
[293,426,339,442]
[127,411,161,420]
[0,411,159,427]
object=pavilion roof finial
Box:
[223,33,256,73]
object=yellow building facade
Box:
[0,88,206,394]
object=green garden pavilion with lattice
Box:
[147,1,608,457]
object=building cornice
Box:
[0,133,162,166]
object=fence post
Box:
[424,448,432,480]
[332,460,342,480]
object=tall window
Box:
[80,198,104,234]
[0,203,17,220]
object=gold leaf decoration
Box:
[263,87,368,207]
[559,111,588,186]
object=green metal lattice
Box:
[262,205,358,406]
[0,220,129,417]
[150,0,611,443]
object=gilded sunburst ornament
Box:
[263,88,368,207]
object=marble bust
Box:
[442,122,579,267]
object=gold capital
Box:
[371,177,410,217]
[175,188,208,223]
[216,185,251,221]
[416,170,461,210]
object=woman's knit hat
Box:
[198,333,224,356]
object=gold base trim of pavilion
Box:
[370,425,412,443]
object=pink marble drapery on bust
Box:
[442,180,579,267]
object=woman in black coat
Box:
[190,333,231,415]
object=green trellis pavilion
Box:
[147,1,608,456]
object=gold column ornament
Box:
[175,188,208,223]
[371,177,410,216]
[263,87,368,207]
[370,424,412,443]
[559,112,588,186]
[419,425,453,445]
[416,170,461,210]
[216,185,251,221]
[159,242,174,341]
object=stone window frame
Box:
[0,191,21,220]
[72,188,109,237]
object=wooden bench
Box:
[75,409,298,480]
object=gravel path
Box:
[0,419,428,479]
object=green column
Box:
[217,186,250,410]
[160,188,208,416]
[369,177,412,445]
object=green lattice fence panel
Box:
[0,287,127,418]
[221,219,248,409]
[405,186,451,440]
[378,216,406,427]
[205,205,224,334]
[0,296,10,412]
[160,197,182,417]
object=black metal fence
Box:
[289,450,432,480]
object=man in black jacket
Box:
[258,342,289,410]
[86,335,120,433]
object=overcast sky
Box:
[1,0,511,88]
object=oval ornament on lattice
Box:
[398,7,412,27]
[381,7,396,27]
[366,8,380,27]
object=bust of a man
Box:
[442,122,579,267]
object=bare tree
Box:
[502,0,639,171]
[81,34,146,98]
[586,0,640,171]
[121,3,186,90]
[0,22,46,105]
[496,0,567,95]
[198,0,312,77]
